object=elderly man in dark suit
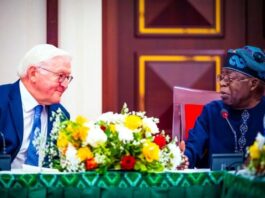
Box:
[0,44,72,169]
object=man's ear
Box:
[27,66,38,82]
[250,78,259,91]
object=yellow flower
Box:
[66,123,74,132]
[76,115,88,124]
[109,124,116,133]
[72,129,80,140]
[125,115,142,130]
[57,131,68,150]
[71,125,89,141]
[77,147,93,161]
[79,126,89,142]
[142,141,160,162]
[249,142,260,159]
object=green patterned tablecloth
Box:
[222,173,265,198]
[0,171,224,198]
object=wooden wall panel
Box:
[247,0,265,47]
[137,0,223,36]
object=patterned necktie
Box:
[25,105,43,166]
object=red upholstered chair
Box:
[172,86,220,141]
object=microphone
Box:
[221,109,238,152]
[0,131,11,171]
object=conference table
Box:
[0,169,264,198]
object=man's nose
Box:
[60,79,69,88]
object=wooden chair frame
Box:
[172,86,220,141]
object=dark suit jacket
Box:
[0,80,70,162]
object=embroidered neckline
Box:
[238,110,250,152]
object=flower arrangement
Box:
[245,133,265,176]
[45,104,183,173]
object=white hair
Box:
[17,44,72,77]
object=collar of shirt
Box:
[19,80,39,112]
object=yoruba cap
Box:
[224,45,265,82]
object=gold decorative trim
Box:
[138,0,221,35]
[138,55,221,110]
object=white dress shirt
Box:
[11,81,47,169]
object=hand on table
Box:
[177,140,189,170]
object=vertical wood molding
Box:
[102,0,119,112]
[47,0,58,46]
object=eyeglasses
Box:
[37,67,73,84]
[216,73,250,84]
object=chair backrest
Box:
[172,86,220,141]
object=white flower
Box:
[97,112,125,124]
[116,124,134,142]
[65,144,80,167]
[97,112,114,122]
[121,103,129,113]
[94,153,107,164]
[256,133,265,149]
[135,111,146,118]
[85,123,107,147]
[167,142,182,168]
[143,117,159,134]
[145,131,152,138]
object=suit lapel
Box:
[9,81,24,143]
[47,106,53,133]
